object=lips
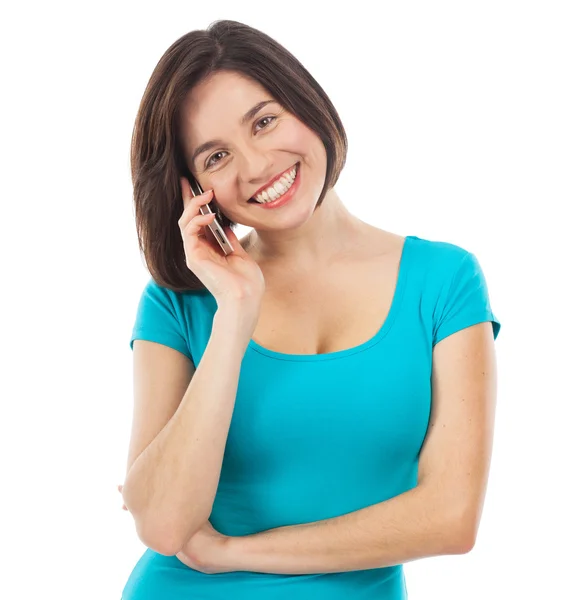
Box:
[249,163,299,201]
[248,162,301,209]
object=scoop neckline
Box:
[247,235,415,362]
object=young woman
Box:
[119,19,501,600]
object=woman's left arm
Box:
[224,322,497,574]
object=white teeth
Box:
[253,164,298,203]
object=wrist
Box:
[210,312,251,351]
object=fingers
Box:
[184,212,217,241]
[179,194,215,235]
[178,178,220,251]
[118,484,128,511]
[179,177,214,228]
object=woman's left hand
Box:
[118,483,235,574]
[118,484,128,510]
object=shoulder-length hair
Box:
[131,19,348,292]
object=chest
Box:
[250,248,404,355]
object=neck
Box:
[244,188,366,272]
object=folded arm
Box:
[225,322,497,574]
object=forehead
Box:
[180,71,273,141]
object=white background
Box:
[2,1,569,598]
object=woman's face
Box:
[179,70,327,228]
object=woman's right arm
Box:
[121,303,256,557]
[122,175,265,556]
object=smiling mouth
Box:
[247,162,299,204]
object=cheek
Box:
[207,177,242,215]
[277,118,316,150]
[293,126,325,168]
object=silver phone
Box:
[188,176,234,255]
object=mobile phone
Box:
[187,176,234,255]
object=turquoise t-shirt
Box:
[121,234,501,600]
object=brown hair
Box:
[131,19,348,292]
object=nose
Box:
[237,144,275,185]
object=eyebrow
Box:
[190,100,276,167]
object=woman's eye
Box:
[205,151,228,169]
[205,117,276,169]
[255,116,276,132]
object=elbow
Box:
[122,479,212,555]
[449,508,478,554]
[136,514,207,557]
[454,525,477,554]
[137,523,180,556]
[121,494,173,554]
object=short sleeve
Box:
[129,279,193,361]
[433,251,501,346]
